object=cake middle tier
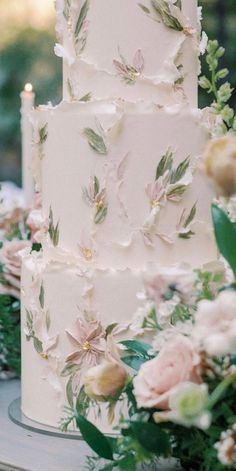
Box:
[33,101,216,269]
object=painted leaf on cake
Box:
[83,128,107,154]
[38,123,48,146]
[151,0,183,31]
[178,203,197,240]
[113,49,144,85]
[48,207,60,247]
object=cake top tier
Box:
[55,0,200,106]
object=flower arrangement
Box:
[0,185,42,378]
[60,126,236,470]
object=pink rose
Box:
[0,240,31,298]
[133,335,201,410]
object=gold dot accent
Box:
[83,341,92,351]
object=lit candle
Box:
[20,83,35,206]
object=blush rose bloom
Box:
[0,240,31,298]
[133,335,201,410]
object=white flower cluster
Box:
[215,425,236,467]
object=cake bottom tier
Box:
[21,254,144,433]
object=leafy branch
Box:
[199,40,236,135]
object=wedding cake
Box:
[21,0,217,432]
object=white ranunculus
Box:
[193,290,236,356]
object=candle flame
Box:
[24,83,33,92]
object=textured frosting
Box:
[32,101,216,270]
[21,253,143,432]
[55,0,199,105]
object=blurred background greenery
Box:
[0,0,235,185]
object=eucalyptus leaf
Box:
[76,414,114,460]
[131,421,170,454]
[83,128,107,155]
[120,339,151,357]
[212,204,236,278]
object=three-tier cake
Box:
[21,0,216,432]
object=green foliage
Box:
[199,39,236,134]
[212,204,236,278]
[0,295,21,376]
[76,415,114,461]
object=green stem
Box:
[207,372,236,410]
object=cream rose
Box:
[84,360,128,401]
[203,135,236,196]
[133,335,201,410]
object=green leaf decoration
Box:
[94,205,108,224]
[166,184,186,200]
[156,149,173,180]
[170,156,190,184]
[39,123,48,145]
[212,204,236,278]
[76,414,114,461]
[138,3,151,14]
[48,207,60,247]
[151,0,183,31]
[66,376,74,409]
[45,310,51,332]
[121,355,147,371]
[33,337,43,354]
[75,0,90,39]
[131,421,170,454]
[61,362,80,377]
[39,282,44,309]
[105,323,118,339]
[120,339,151,357]
[83,128,107,155]
[94,176,100,196]
[79,92,92,102]
[184,202,197,228]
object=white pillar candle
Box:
[20,83,35,206]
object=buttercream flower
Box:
[144,265,196,306]
[203,135,236,196]
[145,171,169,210]
[133,335,201,410]
[0,240,31,299]
[84,360,128,402]
[65,317,104,366]
[78,230,96,261]
[153,382,211,430]
[193,290,236,356]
